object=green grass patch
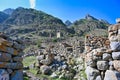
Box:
[23,56,36,67]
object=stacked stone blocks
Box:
[0,33,24,80]
[85,20,120,80]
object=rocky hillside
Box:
[69,14,110,36]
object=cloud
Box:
[29,0,36,9]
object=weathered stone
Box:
[40,59,52,65]
[13,57,23,62]
[95,48,106,56]
[50,72,58,78]
[0,37,13,47]
[117,34,120,41]
[0,52,12,62]
[110,42,120,51]
[0,62,23,69]
[0,69,9,80]
[18,52,24,57]
[112,24,120,31]
[62,64,68,70]
[102,53,111,61]
[109,31,117,37]
[85,51,96,67]
[112,52,120,60]
[113,60,120,72]
[97,61,109,70]
[109,35,118,42]
[108,25,114,32]
[37,55,44,61]
[118,29,120,34]
[40,65,51,75]
[46,54,54,62]
[0,44,19,55]
[13,42,25,50]
[11,70,23,80]
[0,32,8,39]
[7,69,13,74]
[104,70,120,80]
[96,75,102,80]
[109,61,113,66]
[85,66,100,80]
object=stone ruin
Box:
[0,33,24,80]
[85,19,120,80]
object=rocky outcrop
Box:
[85,19,120,80]
[0,33,24,80]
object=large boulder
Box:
[85,66,101,80]
[113,60,120,72]
[112,52,120,60]
[0,69,9,80]
[102,53,111,61]
[110,42,120,51]
[104,70,120,80]
[36,55,44,61]
[40,65,52,75]
[40,59,52,65]
[11,70,23,80]
[97,61,109,70]
[0,52,12,62]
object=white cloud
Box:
[29,0,36,9]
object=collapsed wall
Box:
[0,33,24,80]
[85,19,120,80]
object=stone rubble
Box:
[85,19,120,80]
[26,37,86,80]
[0,33,24,80]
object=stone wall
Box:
[0,33,24,80]
[85,20,120,80]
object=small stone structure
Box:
[85,19,120,80]
[0,33,24,80]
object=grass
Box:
[23,56,36,67]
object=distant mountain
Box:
[65,20,72,27]
[0,7,111,40]
[3,8,14,15]
[0,12,9,23]
[0,7,67,39]
[69,14,110,36]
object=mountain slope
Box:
[3,8,14,15]
[69,14,110,36]
[0,12,9,23]
[1,7,67,38]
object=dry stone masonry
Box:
[85,18,120,80]
[0,33,24,80]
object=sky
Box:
[0,0,120,24]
